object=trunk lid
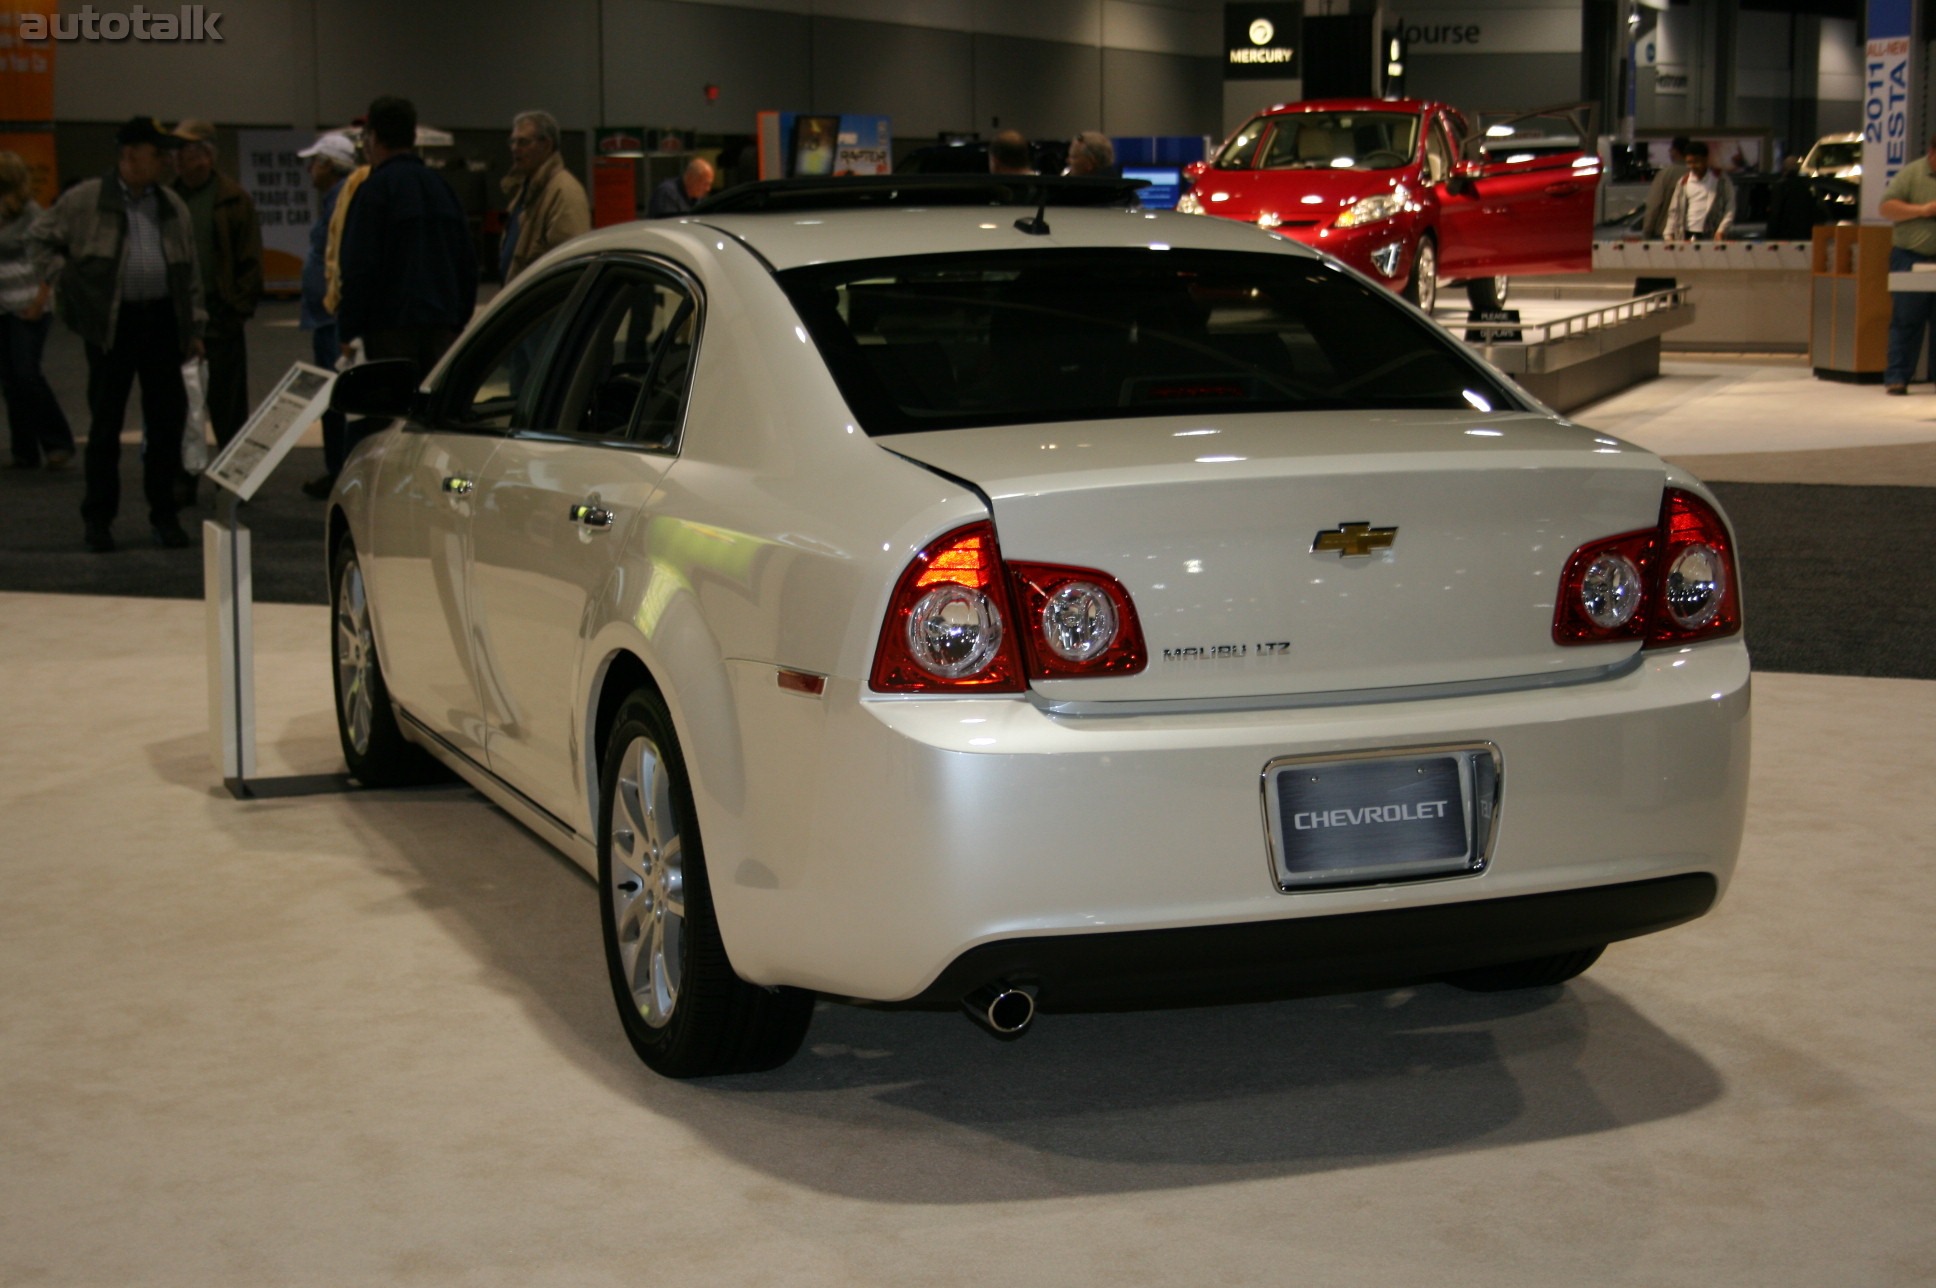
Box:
[883,411,1665,703]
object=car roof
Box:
[1256,98,1435,117]
[670,204,1327,272]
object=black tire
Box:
[1466,275,1510,312]
[1445,945,1604,992]
[1402,234,1438,313]
[330,534,442,787]
[598,689,814,1077]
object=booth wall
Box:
[1404,54,1584,114]
[44,0,1225,149]
[604,2,814,132]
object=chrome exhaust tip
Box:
[961,982,1036,1040]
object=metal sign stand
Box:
[202,363,354,800]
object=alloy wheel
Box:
[1415,240,1439,313]
[334,559,375,756]
[609,734,687,1028]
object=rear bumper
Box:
[892,872,1717,1010]
[701,639,1750,1002]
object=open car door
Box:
[1451,103,1600,276]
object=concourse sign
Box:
[1224,2,1301,79]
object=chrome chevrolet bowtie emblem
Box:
[1311,522,1397,557]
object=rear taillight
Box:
[1009,563,1148,678]
[1554,488,1741,648]
[871,523,1146,693]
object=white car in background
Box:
[326,176,1750,1079]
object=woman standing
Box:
[0,152,74,470]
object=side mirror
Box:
[330,359,420,417]
[1445,167,1478,197]
[1183,160,1209,181]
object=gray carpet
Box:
[1707,481,1936,680]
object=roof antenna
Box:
[1014,189,1050,236]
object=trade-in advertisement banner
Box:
[238,130,319,295]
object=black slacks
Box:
[204,312,250,447]
[82,299,187,530]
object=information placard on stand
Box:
[207,363,334,501]
[204,363,339,798]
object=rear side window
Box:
[777,248,1516,436]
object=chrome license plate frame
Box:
[1260,743,1502,892]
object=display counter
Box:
[1529,240,1817,353]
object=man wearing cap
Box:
[171,119,261,454]
[29,116,205,552]
[297,132,356,498]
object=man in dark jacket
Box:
[336,96,477,378]
[29,116,205,552]
[170,119,261,453]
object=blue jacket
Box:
[336,154,477,343]
[301,177,342,331]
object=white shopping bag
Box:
[181,356,211,473]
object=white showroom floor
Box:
[2,363,1932,1285]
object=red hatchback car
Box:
[1178,99,1600,312]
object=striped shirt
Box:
[119,179,169,302]
[0,202,40,316]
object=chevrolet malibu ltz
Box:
[325,177,1748,1079]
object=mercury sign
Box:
[1224,3,1301,78]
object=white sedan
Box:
[326,177,1749,1078]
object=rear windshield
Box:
[1216,112,1420,172]
[775,248,1516,435]
[1809,141,1861,169]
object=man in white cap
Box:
[297,132,357,497]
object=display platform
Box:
[1433,286,1694,413]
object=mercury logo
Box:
[17,5,224,42]
[1249,18,1275,44]
[1293,800,1450,829]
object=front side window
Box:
[1424,118,1453,185]
[1254,112,1420,172]
[778,248,1516,436]
[437,266,587,430]
[1214,118,1272,170]
[553,264,700,449]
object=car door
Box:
[1459,105,1599,275]
[365,265,591,757]
[1421,110,1497,279]
[467,256,701,826]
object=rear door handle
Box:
[442,475,474,496]
[1544,181,1583,197]
[570,503,614,529]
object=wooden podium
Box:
[1810,225,1892,381]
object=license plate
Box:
[1261,746,1499,890]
